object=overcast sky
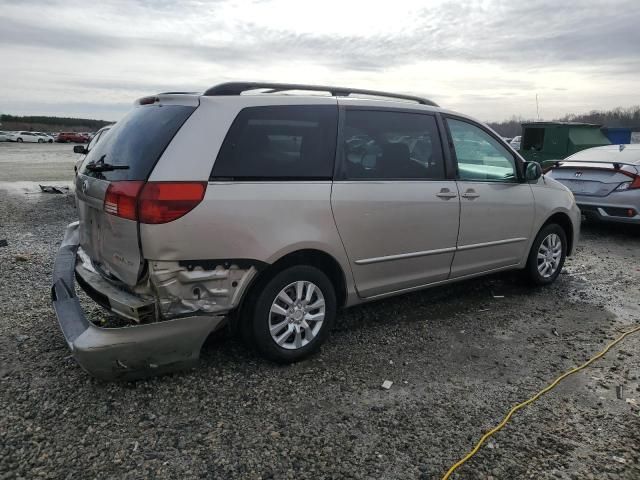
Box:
[1,0,639,122]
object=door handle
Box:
[436,188,458,199]
[461,189,480,199]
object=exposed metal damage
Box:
[147,260,258,318]
[76,244,260,322]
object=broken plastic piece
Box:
[39,184,69,194]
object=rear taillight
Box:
[104,181,206,223]
[104,181,144,220]
[615,173,640,191]
[138,182,207,224]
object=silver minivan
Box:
[52,82,581,379]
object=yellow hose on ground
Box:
[442,323,640,480]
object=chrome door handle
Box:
[436,189,458,199]
[462,189,480,199]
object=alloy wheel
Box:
[268,280,325,350]
[537,233,562,278]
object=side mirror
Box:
[73,145,88,154]
[524,161,542,181]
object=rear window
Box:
[211,105,338,180]
[80,105,196,181]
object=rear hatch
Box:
[546,161,639,197]
[75,97,198,286]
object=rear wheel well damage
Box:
[237,249,348,314]
[542,212,574,255]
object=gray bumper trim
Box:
[578,204,640,224]
[51,222,224,380]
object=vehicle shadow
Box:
[201,269,542,362]
[332,270,535,333]
[580,218,640,239]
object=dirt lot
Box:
[0,142,79,183]
[0,145,639,479]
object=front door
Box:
[445,117,534,278]
[331,108,460,298]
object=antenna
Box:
[536,94,540,121]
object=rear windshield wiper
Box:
[85,155,130,173]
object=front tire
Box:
[525,224,567,286]
[248,265,336,363]
[17,138,23,143]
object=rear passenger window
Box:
[211,105,338,180]
[342,110,444,180]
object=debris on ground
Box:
[39,184,69,194]
[381,380,393,390]
[15,254,29,262]
[0,239,7,248]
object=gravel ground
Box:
[0,180,639,479]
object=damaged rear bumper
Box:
[51,222,224,380]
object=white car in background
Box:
[9,131,46,143]
[35,132,55,143]
[510,135,521,150]
[546,144,640,225]
[0,131,11,142]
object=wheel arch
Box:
[239,249,348,313]
[542,211,574,255]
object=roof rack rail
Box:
[203,82,438,107]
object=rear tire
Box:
[38,139,44,143]
[17,138,23,143]
[525,224,567,286]
[247,265,336,363]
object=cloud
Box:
[0,0,639,121]
[0,18,125,51]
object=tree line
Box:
[3,106,640,138]
[488,106,640,138]
[0,114,110,130]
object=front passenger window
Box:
[447,119,517,182]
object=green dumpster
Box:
[518,122,611,168]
